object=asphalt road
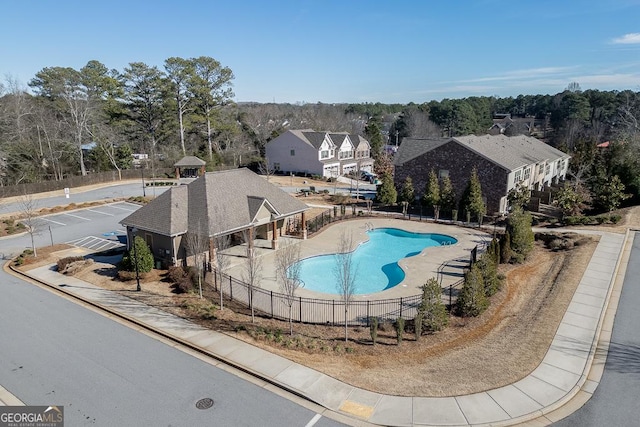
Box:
[554,231,640,426]
[0,197,346,426]
[0,181,168,217]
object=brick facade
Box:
[394,140,509,214]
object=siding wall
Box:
[266,132,322,175]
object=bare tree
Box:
[275,241,302,335]
[185,223,209,298]
[213,233,231,310]
[258,155,274,182]
[334,231,358,342]
[241,228,263,323]
[403,108,442,138]
[19,194,41,258]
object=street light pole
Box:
[141,168,146,197]
[132,228,141,291]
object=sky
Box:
[1,0,640,104]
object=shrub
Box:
[117,270,148,281]
[456,263,489,317]
[478,254,501,296]
[167,266,187,282]
[370,317,378,345]
[121,236,154,273]
[57,256,85,272]
[395,317,405,344]
[500,231,512,264]
[167,266,195,294]
[414,313,423,341]
[610,214,622,224]
[506,207,534,262]
[419,278,449,332]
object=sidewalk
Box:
[6,230,632,426]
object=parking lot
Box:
[36,201,140,251]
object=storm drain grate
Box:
[196,398,214,410]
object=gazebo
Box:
[174,156,206,179]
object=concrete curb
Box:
[4,262,330,417]
[2,228,631,426]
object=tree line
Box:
[1,64,639,205]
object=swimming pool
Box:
[294,227,457,295]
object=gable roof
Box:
[123,168,309,237]
[188,168,309,236]
[393,137,450,165]
[120,185,188,237]
[350,134,370,148]
[395,134,568,171]
[282,129,370,151]
[174,156,206,167]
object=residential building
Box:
[120,168,310,267]
[394,134,570,214]
[265,129,374,178]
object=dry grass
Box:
[18,233,600,397]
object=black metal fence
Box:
[211,270,434,326]
[211,270,465,326]
[206,204,477,326]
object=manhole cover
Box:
[196,398,214,410]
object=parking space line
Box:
[41,217,66,226]
[109,204,138,211]
[62,213,91,221]
[87,209,114,216]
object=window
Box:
[320,150,329,159]
[290,149,295,156]
[438,169,449,179]
[545,164,550,175]
[523,167,531,180]
[273,162,280,171]
[514,170,522,182]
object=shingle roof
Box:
[122,169,309,237]
[393,138,450,165]
[173,156,206,167]
[189,168,309,236]
[350,134,370,148]
[394,135,568,171]
[454,134,569,170]
[297,130,328,149]
[120,185,188,237]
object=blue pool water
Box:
[294,228,457,295]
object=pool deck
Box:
[223,217,491,301]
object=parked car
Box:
[360,171,378,184]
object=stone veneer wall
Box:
[394,140,509,214]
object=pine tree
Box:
[420,278,449,332]
[376,173,397,205]
[456,263,488,317]
[121,236,154,273]
[364,116,385,158]
[422,169,441,219]
[477,253,501,296]
[461,167,486,225]
[506,207,534,263]
[399,176,415,205]
[440,175,456,219]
